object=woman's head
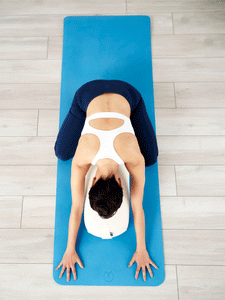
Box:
[89,173,123,219]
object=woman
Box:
[54,79,159,282]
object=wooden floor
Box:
[0,1,225,299]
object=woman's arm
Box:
[128,155,146,250]
[67,162,87,250]
[55,159,90,281]
[126,155,158,281]
[132,201,146,251]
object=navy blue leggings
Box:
[54,79,158,167]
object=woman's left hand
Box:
[128,248,158,281]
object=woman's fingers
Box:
[128,252,158,281]
[135,266,141,279]
[142,267,147,281]
[134,263,155,281]
[77,257,84,269]
[150,259,158,270]
[59,265,66,278]
[57,262,81,281]
[128,256,135,267]
[147,264,153,278]
[55,261,62,271]
[137,264,154,280]
[67,267,71,282]
[71,265,77,280]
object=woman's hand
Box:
[55,249,84,282]
[128,248,158,281]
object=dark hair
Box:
[89,173,123,219]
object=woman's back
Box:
[74,93,143,169]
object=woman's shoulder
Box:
[116,134,145,170]
[73,134,95,167]
[115,133,144,165]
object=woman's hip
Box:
[72,79,142,113]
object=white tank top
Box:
[80,112,135,165]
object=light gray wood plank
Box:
[157,136,225,165]
[152,34,225,58]
[161,196,225,229]
[48,37,63,60]
[0,60,61,83]
[149,13,174,35]
[0,0,125,15]
[0,229,53,263]
[128,13,174,35]
[127,1,225,13]
[154,83,176,108]
[158,166,177,196]
[174,12,225,34]
[153,58,225,82]
[0,110,38,136]
[177,266,225,300]
[0,166,57,196]
[155,109,225,135]
[0,83,60,110]
[0,264,178,300]
[0,37,47,59]
[0,137,57,165]
[163,229,225,265]
[0,15,65,37]
[175,166,225,196]
[0,196,22,228]
[38,109,59,137]
[175,82,225,108]
[22,196,55,228]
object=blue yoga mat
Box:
[53,15,165,286]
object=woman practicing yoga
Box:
[54,79,159,282]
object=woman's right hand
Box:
[55,249,84,282]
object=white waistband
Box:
[86,112,129,121]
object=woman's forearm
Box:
[66,206,83,252]
[67,162,86,252]
[132,205,146,251]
